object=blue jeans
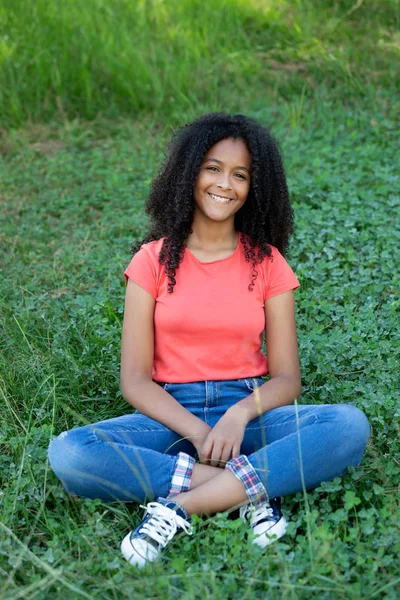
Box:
[48,379,370,502]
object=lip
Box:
[208,192,234,204]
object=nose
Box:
[217,172,231,190]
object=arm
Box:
[200,290,301,466]
[120,279,211,452]
[230,289,301,421]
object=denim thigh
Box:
[79,412,196,456]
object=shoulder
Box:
[136,238,165,261]
[265,245,286,265]
[250,243,299,300]
[124,239,166,297]
[129,238,166,271]
[239,236,283,266]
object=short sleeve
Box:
[263,248,300,301]
[124,247,158,298]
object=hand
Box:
[189,423,212,457]
[199,406,248,468]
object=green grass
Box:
[1,0,400,597]
[0,0,399,127]
[1,98,399,598]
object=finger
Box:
[232,443,241,459]
[219,445,233,468]
[210,443,223,467]
[200,439,213,463]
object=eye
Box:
[235,173,247,180]
[206,166,219,172]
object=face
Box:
[193,137,251,226]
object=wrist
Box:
[187,422,211,448]
[227,402,251,425]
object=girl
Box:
[49,113,370,568]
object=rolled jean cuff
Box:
[168,452,195,496]
[226,454,268,507]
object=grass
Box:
[1,0,400,598]
[0,0,399,127]
[1,98,399,598]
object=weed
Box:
[0,0,399,127]
[0,1,399,597]
[1,97,399,598]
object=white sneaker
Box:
[121,498,193,568]
[240,497,287,548]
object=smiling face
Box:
[193,137,251,228]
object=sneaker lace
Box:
[138,502,193,548]
[241,503,274,525]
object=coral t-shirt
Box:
[124,238,299,383]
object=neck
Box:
[188,216,238,250]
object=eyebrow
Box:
[204,158,250,173]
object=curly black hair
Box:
[132,112,294,293]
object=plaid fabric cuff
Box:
[225,454,268,507]
[168,452,195,496]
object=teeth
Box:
[210,193,232,204]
